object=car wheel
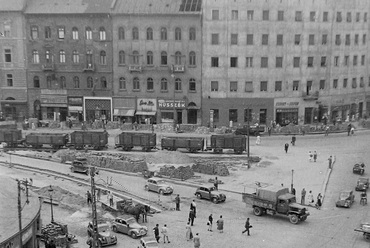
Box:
[212,198,218,204]
[145,185,149,191]
[253,207,263,216]
[159,189,164,195]
[130,232,138,239]
[196,193,202,199]
[289,214,299,224]
[112,226,117,232]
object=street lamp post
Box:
[48,185,54,223]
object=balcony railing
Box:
[83,63,95,72]
[128,65,142,72]
[42,63,55,71]
[302,91,319,100]
[171,64,185,73]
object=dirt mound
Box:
[35,185,86,208]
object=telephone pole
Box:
[90,167,98,248]
[17,180,23,248]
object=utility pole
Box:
[90,167,98,248]
[17,180,23,248]
[247,108,250,161]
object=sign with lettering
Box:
[137,98,157,111]
[41,95,67,104]
[275,102,299,107]
[158,99,186,109]
[68,97,83,106]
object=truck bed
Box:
[242,192,276,210]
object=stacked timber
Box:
[192,161,230,176]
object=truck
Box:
[242,186,309,224]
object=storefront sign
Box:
[158,99,186,109]
[41,95,67,104]
[68,97,83,106]
[275,102,299,107]
[137,98,157,112]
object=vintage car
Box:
[234,124,265,136]
[87,221,117,247]
[111,216,147,239]
[145,177,173,195]
[355,177,370,191]
[353,163,365,175]
[194,186,226,203]
[139,237,158,248]
[70,157,99,175]
[336,190,355,208]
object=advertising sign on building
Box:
[158,99,186,109]
[137,98,157,112]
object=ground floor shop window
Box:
[211,109,219,123]
[276,108,298,125]
[229,109,238,123]
[161,112,174,123]
[259,109,267,124]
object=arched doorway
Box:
[187,102,198,124]
[34,100,41,119]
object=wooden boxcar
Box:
[115,132,156,152]
[0,129,23,147]
[161,136,205,152]
[69,131,108,150]
[210,135,246,154]
[25,133,68,149]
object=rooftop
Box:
[112,0,202,14]
[25,0,114,14]
[0,0,25,11]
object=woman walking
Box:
[316,193,322,209]
[186,222,193,241]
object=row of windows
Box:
[118,51,195,66]
[32,76,107,89]
[211,33,367,46]
[210,78,369,93]
[210,55,366,68]
[118,77,197,91]
[212,9,368,23]
[118,27,197,41]
[31,50,101,64]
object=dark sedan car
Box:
[335,190,355,208]
[353,163,365,175]
[355,177,369,191]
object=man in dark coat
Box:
[284,143,289,153]
[153,224,160,243]
[189,209,195,226]
[242,218,251,236]
[175,194,180,211]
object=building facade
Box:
[111,0,202,124]
[202,0,370,127]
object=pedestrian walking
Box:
[301,188,306,205]
[328,155,333,169]
[142,205,148,223]
[284,143,289,153]
[308,190,314,205]
[309,151,313,162]
[175,194,181,211]
[216,215,224,233]
[347,123,351,136]
[189,209,195,226]
[291,135,296,146]
[267,126,272,136]
[161,224,170,243]
[214,177,219,190]
[153,224,160,243]
[108,191,113,207]
[193,233,200,248]
[242,218,251,236]
[190,200,197,217]
[186,222,193,241]
[207,214,213,232]
[86,191,92,206]
[291,187,296,195]
[256,136,261,145]
[351,126,355,136]
[316,193,322,210]
[313,151,317,162]
[325,126,329,136]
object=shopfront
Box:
[113,97,136,123]
[68,96,83,122]
[83,97,112,122]
[0,98,28,122]
[275,101,299,125]
[136,98,157,124]
[40,91,68,121]
[158,99,186,124]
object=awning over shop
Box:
[136,111,156,115]
[41,103,68,107]
[114,109,135,116]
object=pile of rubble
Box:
[192,161,230,176]
[159,165,194,180]
[36,185,86,209]
[214,126,233,134]
[194,126,210,134]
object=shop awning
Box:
[114,109,135,116]
[41,103,68,107]
[136,111,156,116]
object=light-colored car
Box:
[335,190,355,208]
[195,186,226,203]
[139,237,158,248]
[145,177,173,195]
[111,216,147,239]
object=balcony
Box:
[42,63,55,71]
[83,63,95,72]
[128,65,142,72]
[171,64,185,73]
[302,91,319,100]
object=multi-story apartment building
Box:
[0,0,28,121]
[24,0,114,122]
[111,0,202,124]
[202,0,370,127]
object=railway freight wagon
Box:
[69,131,108,150]
[210,135,246,154]
[0,129,24,147]
[161,136,205,152]
[26,133,68,149]
[115,132,156,152]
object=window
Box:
[245,81,253,92]
[161,78,168,91]
[85,27,92,40]
[60,76,66,89]
[73,76,80,88]
[244,108,252,122]
[263,10,269,21]
[347,12,352,22]
[99,27,106,40]
[363,34,366,45]
[345,56,349,66]
[4,49,11,62]
[334,56,339,66]
[119,51,125,65]
[352,78,357,88]
[211,57,219,67]
[3,22,10,37]
[100,51,106,65]
[45,50,52,63]
[353,55,358,66]
[293,57,300,68]
[356,12,360,22]
[146,28,153,40]
[310,11,316,21]
[262,34,268,45]
[260,81,268,91]
[319,80,325,90]
[322,34,328,45]
[87,77,93,88]
[307,81,313,95]
[247,10,254,20]
[336,34,342,45]
[45,26,51,39]
[189,28,196,40]
[59,50,66,63]
[58,26,65,39]
[101,77,107,89]
[133,77,140,90]
[307,57,314,67]
[31,26,38,39]
[343,78,348,88]
[119,77,126,90]
[146,51,153,65]
[33,76,40,88]
[132,27,139,40]
[211,81,218,91]
[276,57,283,68]
[6,74,13,86]
[231,34,238,45]
[32,50,39,63]
[160,27,167,41]
[360,77,364,87]
[246,34,253,45]
[337,12,342,22]
[345,34,350,45]
[229,109,238,123]
[211,33,219,45]
[72,27,78,40]
[295,11,302,21]
[261,57,268,68]
[175,78,182,91]
[132,51,139,64]
[86,50,93,66]
[365,13,368,22]
[175,51,182,65]
[259,109,267,124]
[189,52,196,66]
[321,56,326,67]
[361,55,365,65]
[309,34,315,45]
[189,78,196,91]
[118,27,125,40]
[323,12,328,22]
[212,109,219,122]
[147,78,154,91]
[277,34,283,45]
[47,76,52,89]
[230,57,238,67]
[230,81,238,92]
[293,80,299,91]
[231,10,238,20]
[212,10,219,20]
[333,79,338,89]
[161,51,167,65]
[355,34,359,45]
[275,81,282,91]
[175,28,182,41]
[72,50,79,63]
[294,34,301,45]
[277,10,284,21]
[246,57,253,68]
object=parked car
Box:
[234,124,265,136]
[353,163,365,175]
[355,177,369,191]
[111,216,147,239]
[335,190,355,208]
[139,237,158,248]
[70,157,99,175]
[87,221,117,247]
[145,177,173,195]
[194,186,226,203]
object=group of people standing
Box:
[301,188,322,209]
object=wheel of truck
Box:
[289,214,299,224]
[112,226,118,232]
[253,207,263,216]
[196,193,202,199]
[301,216,307,221]
[130,232,138,239]
[212,198,218,204]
